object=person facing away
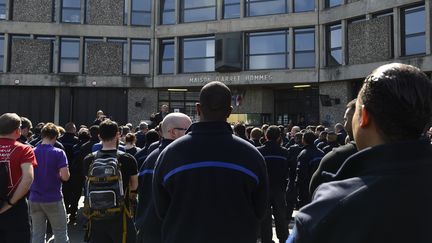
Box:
[258,125,290,243]
[0,113,37,243]
[29,123,70,243]
[150,105,169,129]
[153,81,269,243]
[136,112,192,243]
[288,63,432,243]
[82,119,138,243]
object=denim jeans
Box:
[29,200,69,243]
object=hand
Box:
[0,204,12,214]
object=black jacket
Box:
[59,133,79,163]
[322,141,340,154]
[286,144,303,194]
[309,141,357,194]
[136,139,173,243]
[290,139,432,243]
[258,141,290,192]
[153,122,269,243]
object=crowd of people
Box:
[1,63,432,243]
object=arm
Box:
[59,167,70,181]
[129,174,138,191]
[0,163,34,214]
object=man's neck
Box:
[101,139,118,150]
[0,134,18,140]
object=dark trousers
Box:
[90,214,137,243]
[261,191,289,243]
[0,198,31,243]
[63,175,84,218]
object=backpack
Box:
[85,150,125,219]
[0,146,17,203]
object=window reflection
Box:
[131,39,150,74]
[160,39,174,74]
[403,5,425,56]
[62,0,81,23]
[246,0,286,17]
[246,31,289,70]
[182,36,215,73]
[293,0,314,12]
[327,24,342,66]
[161,0,175,24]
[224,0,240,19]
[181,0,216,23]
[60,38,80,73]
[132,0,151,26]
[294,28,315,68]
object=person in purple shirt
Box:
[29,123,70,243]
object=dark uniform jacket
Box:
[258,141,290,192]
[290,139,432,243]
[153,122,269,243]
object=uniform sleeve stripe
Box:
[163,161,259,184]
[139,169,154,177]
[264,155,287,160]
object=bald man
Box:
[153,81,268,243]
[136,112,192,243]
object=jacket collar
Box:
[187,121,233,135]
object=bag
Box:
[0,146,17,203]
[85,151,125,219]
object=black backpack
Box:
[0,146,16,203]
[85,150,125,219]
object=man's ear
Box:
[360,106,370,128]
[196,103,201,116]
[225,106,233,119]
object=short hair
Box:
[294,132,303,143]
[335,123,344,131]
[302,131,316,145]
[20,117,32,130]
[346,98,357,111]
[99,119,119,141]
[316,125,325,133]
[145,129,160,145]
[0,113,21,135]
[261,124,269,132]
[246,126,253,138]
[78,128,90,141]
[41,123,60,140]
[125,133,136,143]
[319,131,328,139]
[327,131,338,143]
[234,124,246,137]
[122,126,130,136]
[139,121,148,130]
[64,122,76,133]
[33,122,45,135]
[266,125,281,141]
[199,81,232,120]
[359,63,432,141]
[250,128,263,140]
[89,125,100,139]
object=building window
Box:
[0,0,6,20]
[326,0,341,8]
[36,36,55,73]
[62,0,81,23]
[294,27,315,68]
[131,0,151,26]
[0,35,3,72]
[327,23,342,66]
[246,30,288,70]
[60,37,80,73]
[224,0,240,19]
[181,36,214,73]
[245,0,286,17]
[293,0,314,12]
[108,38,128,74]
[131,39,150,75]
[402,5,425,56]
[181,0,216,23]
[159,39,174,74]
[160,0,175,24]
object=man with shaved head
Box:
[288,63,432,243]
[153,81,269,243]
[136,112,192,243]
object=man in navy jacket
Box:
[153,81,269,243]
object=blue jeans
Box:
[29,200,69,243]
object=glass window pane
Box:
[330,49,342,65]
[405,7,425,35]
[294,0,314,12]
[249,55,286,69]
[61,41,80,58]
[162,11,175,24]
[295,52,315,68]
[63,0,80,8]
[131,12,151,25]
[225,0,239,4]
[249,33,285,54]
[0,1,6,20]
[162,0,175,10]
[60,59,79,72]
[330,26,341,48]
[295,29,315,51]
[183,58,214,72]
[62,9,80,22]
[161,43,174,59]
[224,4,240,19]
[132,0,151,11]
[0,58,3,72]
[247,0,286,16]
[131,61,149,74]
[132,43,150,60]
[183,38,214,58]
[0,38,3,56]
[184,0,215,8]
[405,35,426,55]
[161,60,174,74]
[183,7,216,22]
[327,0,341,8]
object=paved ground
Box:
[47,197,296,243]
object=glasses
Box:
[173,128,188,131]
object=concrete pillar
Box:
[126,0,132,25]
[5,0,11,20]
[288,28,294,69]
[55,0,61,23]
[393,7,401,58]
[315,26,320,70]
[288,0,293,13]
[154,0,160,25]
[2,33,8,72]
[240,0,245,17]
[53,36,60,73]
[54,87,60,124]
[425,0,431,55]
[319,24,326,68]
[341,19,347,65]
[175,0,180,23]
[174,37,179,74]
[80,0,85,24]
[126,38,131,75]
[153,39,159,77]
[79,36,84,74]
[217,0,222,20]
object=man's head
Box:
[327,131,338,143]
[234,124,246,138]
[196,81,232,122]
[291,126,301,136]
[161,113,192,140]
[89,125,100,140]
[334,123,344,133]
[64,122,76,134]
[161,105,169,114]
[294,132,303,145]
[265,125,281,142]
[96,110,104,118]
[41,123,60,141]
[145,129,160,145]
[139,121,149,132]
[352,63,432,150]
[20,117,32,137]
[344,99,356,141]
[250,127,263,140]
[302,131,316,146]
[125,133,136,145]
[0,113,22,138]
[99,119,119,142]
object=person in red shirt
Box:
[0,113,37,243]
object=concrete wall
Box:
[10,39,52,74]
[87,0,124,25]
[87,43,123,75]
[348,16,393,65]
[128,88,158,126]
[12,0,53,22]
[232,88,274,114]
[319,81,350,128]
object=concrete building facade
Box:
[0,0,430,128]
